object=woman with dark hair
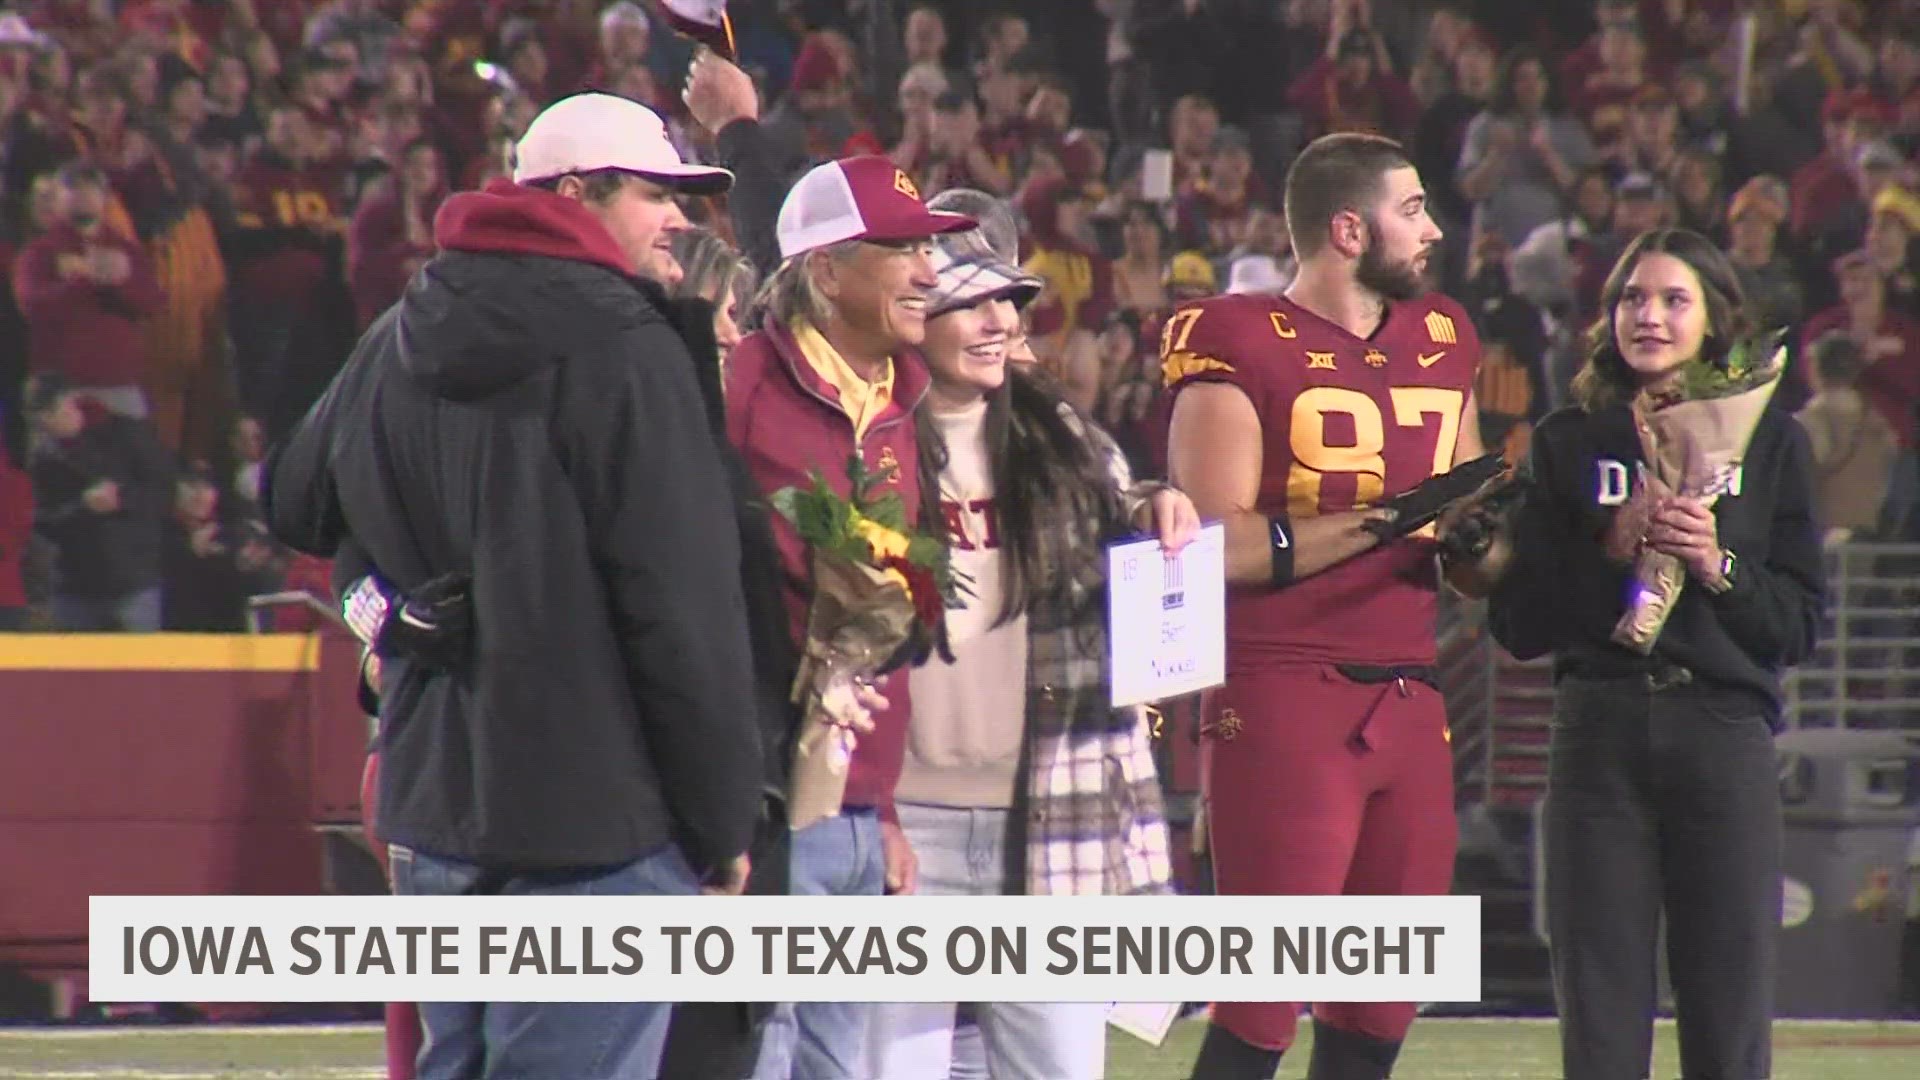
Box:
[1476,229,1826,1080]
[864,225,1196,1080]
[1455,48,1594,248]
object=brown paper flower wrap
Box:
[769,456,963,832]
[1611,331,1788,653]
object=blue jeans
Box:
[52,587,161,632]
[867,804,1108,1080]
[752,809,887,1080]
[388,843,701,1080]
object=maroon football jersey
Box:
[1163,291,1481,667]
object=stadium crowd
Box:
[0,0,1915,634]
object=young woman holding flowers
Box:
[863,217,1200,1080]
[1472,229,1826,1080]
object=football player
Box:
[1165,132,1492,1080]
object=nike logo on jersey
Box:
[1418,351,1447,368]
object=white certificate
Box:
[1107,522,1226,708]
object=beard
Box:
[1355,220,1429,301]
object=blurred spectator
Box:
[887,61,947,170]
[1287,20,1418,143]
[1791,89,1877,242]
[0,416,30,630]
[1457,49,1594,247]
[303,0,404,84]
[26,375,172,632]
[1866,183,1920,318]
[1559,0,1640,94]
[913,89,1010,196]
[225,103,352,440]
[1796,330,1897,546]
[1571,13,1654,131]
[1414,27,1496,236]
[348,137,446,328]
[1672,61,1731,158]
[1165,93,1219,200]
[13,162,163,419]
[1509,165,1617,321]
[903,4,948,71]
[1671,148,1727,242]
[1800,249,1920,454]
[1599,84,1684,180]
[1725,176,1807,333]
[200,52,259,152]
[1173,125,1269,256]
[1111,200,1171,316]
[1020,177,1113,360]
[1456,225,1549,461]
[161,463,281,632]
[761,31,881,172]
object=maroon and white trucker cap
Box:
[775,155,977,260]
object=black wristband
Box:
[1268,515,1295,586]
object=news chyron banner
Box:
[92,895,1479,1003]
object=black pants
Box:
[1544,675,1782,1080]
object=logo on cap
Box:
[893,170,920,200]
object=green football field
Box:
[0,1018,1916,1078]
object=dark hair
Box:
[53,160,107,188]
[916,366,1125,634]
[1282,132,1412,259]
[1491,48,1561,116]
[933,88,973,114]
[1570,228,1754,411]
[526,168,629,204]
[1810,330,1867,386]
[25,372,73,416]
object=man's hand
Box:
[881,819,917,895]
[703,853,753,896]
[683,48,759,134]
[83,480,120,514]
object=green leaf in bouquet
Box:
[904,534,945,567]
[767,485,803,527]
[863,491,909,532]
[845,453,877,503]
[1670,327,1789,401]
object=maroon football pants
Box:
[1200,663,1458,1051]
[362,753,424,1080]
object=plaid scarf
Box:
[1017,404,1175,897]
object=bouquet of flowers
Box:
[1611,329,1788,653]
[769,455,963,831]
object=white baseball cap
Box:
[513,93,733,195]
[776,155,975,260]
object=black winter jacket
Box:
[264,182,763,873]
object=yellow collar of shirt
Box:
[792,319,895,441]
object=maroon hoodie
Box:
[12,223,164,388]
[433,178,638,276]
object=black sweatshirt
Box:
[1487,400,1827,726]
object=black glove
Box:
[342,570,474,669]
[1360,451,1511,541]
[1437,467,1532,569]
